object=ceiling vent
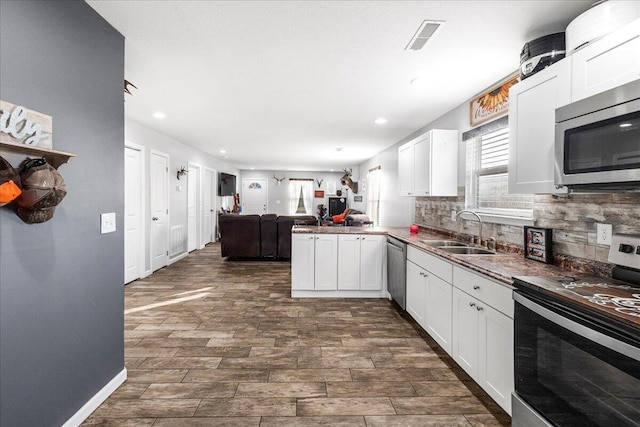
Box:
[405,20,445,51]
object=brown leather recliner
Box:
[276,215,317,258]
[260,214,278,257]
[219,214,261,257]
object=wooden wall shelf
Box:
[0,141,76,169]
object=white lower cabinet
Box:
[292,232,384,297]
[291,233,337,291]
[406,260,428,329]
[291,233,316,290]
[452,266,514,415]
[338,234,384,291]
[406,247,453,353]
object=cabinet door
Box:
[508,60,570,194]
[451,287,479,380]
[430,129,458,196]
[398,142,414,196]
[291,234,316,290]
[426,274,452,354]
[359,235,384,291]
[406,260,428,329]
[571,19,640,102]
[314,234,338,290]
[338,234,361,290]
[412,133,432,196]
[478,303,514,415]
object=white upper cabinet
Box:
[508,60,571,194]
[571,18,640,102]
[398,129,458,197]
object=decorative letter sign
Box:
[0,100,52,149]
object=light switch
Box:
[101,212,116,234]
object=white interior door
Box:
[242,178,268,215]
[187,163,201,252]
[203,168,216,246]
[150,151,169,271]
[124,144,144,284]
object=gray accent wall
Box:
[0,1,125,426]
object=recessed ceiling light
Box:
[250,167,255,170]
[219,149,226,154]
[620,123,632,128]
[153,112,166,119]
[330,169,334,172]
[374,118,387,125]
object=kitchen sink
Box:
[421,240,468,247]
[438,246,496,255]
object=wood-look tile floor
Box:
[84,243,511,426]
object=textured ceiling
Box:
[87,0,593,171]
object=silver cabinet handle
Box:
[469,302,476,307]
[152,217,158,221]
[476,306,483,311]
[473,285,480,290]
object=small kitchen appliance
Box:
[511,233,640,426]
[519,32,565,80]
[555,79,640,191]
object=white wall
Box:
[125,119,240,271]
[238,170,347,216]
[355,74,509,228]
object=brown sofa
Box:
[219,214,316,258]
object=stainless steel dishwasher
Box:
[386,236,407,310]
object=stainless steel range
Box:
[512,234,640,427]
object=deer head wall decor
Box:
[273,174,286,185]
[340,168,358,194]
[315,178,324,188]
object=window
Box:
[288,179,313,215]
[366,166,381,226]
[465,126,533,218]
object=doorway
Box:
[241,178,268,215]
[150,150,169,272]
[124,143,145,284]
[187,162,201,252]
[203,168,216,245]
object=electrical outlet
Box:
[451,210,457,221]
[596,223,612,245]
[101,212,116,234]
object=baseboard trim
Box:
[62,368,127,427]
[168,252,188,265]
[291,290,388,298]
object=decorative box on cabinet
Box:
[508,60,570,194]
[398,129,458,197]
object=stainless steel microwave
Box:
[555,79,640,191]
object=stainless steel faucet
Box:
[455,210,483,245]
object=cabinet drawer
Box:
[453,266,513,318]
[407,246,452,283]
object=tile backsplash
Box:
[415,189,640,264]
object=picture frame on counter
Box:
[524,226,553,264]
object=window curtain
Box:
[366,167,381,226]
[289,180,313,215]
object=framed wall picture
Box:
[314,190,324,198]
[470,73,519,127]
[524,226,553,264]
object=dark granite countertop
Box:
[293,226,570,287]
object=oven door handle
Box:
[514,293,640,361]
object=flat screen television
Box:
[218,172,236,196]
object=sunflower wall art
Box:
[469,73,519,127]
